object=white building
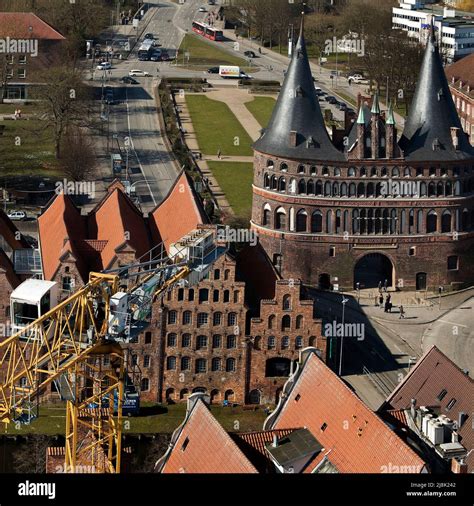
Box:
[392,0,474,62]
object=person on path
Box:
[217,148,221,159]
[379,294,384,308]
[399,305,405,319]
[383,279,388,292]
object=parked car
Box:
[150,49,162,61]
[161,51,171,61]
[120,76,139,84]
[96,61,112,70]
[7,210,26,221]
[347,108,356,115]
[325,95,337,104]
[144,33,154,40]
[129,69,151,77]
[337,102,348,110]
[244,50,256,58]
[207,66,219,74]
[198,6,207,12]
[239,71,251,79]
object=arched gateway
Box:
[354,253,394,289]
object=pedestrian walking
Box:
[217,148,221,160]
[378,281,382,293]
[258,47,261,54]
[399,305,405,319]
[379,294,384,308]
[383,279,388,292]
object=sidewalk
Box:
[334,286,474,326]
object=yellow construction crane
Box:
[0,227,223,473]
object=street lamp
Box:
[338,296,349,376]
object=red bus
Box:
[192,20,223,41]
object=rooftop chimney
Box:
[289,130,298,147]
[272,434,279,448]
[452,431,459,443]
[410,398,417,419]
[451,127,460,150]
[458,412,467,428]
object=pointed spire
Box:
[253,11,343,162]
[371,91,380,115]
[357,105,366,125]
[386,101,395,125]
[399,19,474,161]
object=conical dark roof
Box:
[399,24,474,161]
[253,18,344,162]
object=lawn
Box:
[207,161,254,218]
[186,94,253,156]
[0,117,58,176]
[3,402,267,435]
[245,96,276,128]
[178,34,248,69]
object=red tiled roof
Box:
[230,428,298,472]
[446,53,474,99]
[0,12,65,40]
[38,193,88,281]
[88,188,151,270]
[267,352,426,473]
[161,400,257,474]
[385,345,474,472]
[150,171,206,253]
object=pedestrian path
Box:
[174,93,233,215]
[204,155,254,162]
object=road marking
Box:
[438,319,468,328]
[125,88,157,206]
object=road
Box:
[422,297,474,374]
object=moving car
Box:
[347,73,366,84]
[244,50,256,58]
[7,210,26,221]
[144,33,154,40]
[207,66,219,74]
[129,69,151,77]
[120,76,139,84]
[96,61,111,70]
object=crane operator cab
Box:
[10,279,59,335]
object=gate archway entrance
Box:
[354,253,394,289]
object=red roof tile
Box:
[266,352,426,473]
[38,193,88,281]
[150,171,206,253]
[88,188,151,270]
[161,399,257,474]
[0,12,65,40]
[446,53,474,99]
[385,345,474,472]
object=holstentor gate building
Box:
[251,21,474,291]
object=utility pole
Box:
[338,296,349,376]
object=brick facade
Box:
[251,152,474,291]
[248,280,326,405]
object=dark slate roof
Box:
[399,24,474,162]
[253,18,344,162]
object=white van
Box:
[219,65,240,78]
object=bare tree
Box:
[31,65,90,158]
[58,126,97,181]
